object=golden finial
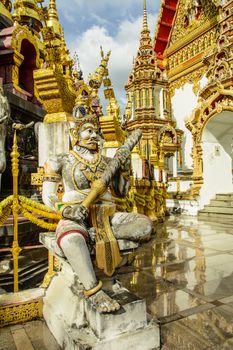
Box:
[100,46,104,59]
[48,0,58,20]
[88,50,111,89]
[47,0,62,37]
[143,0,149,31]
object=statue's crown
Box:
[71,93,99,143]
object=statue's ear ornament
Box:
[70,128,79,148]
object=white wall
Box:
[200,126,233,207]
[39,122,70,166]
[171,83,198,170]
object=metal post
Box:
[11,131,21,292]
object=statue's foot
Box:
[89,289,120,313]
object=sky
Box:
[44,0,160,114]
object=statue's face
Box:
[78,122,99,151]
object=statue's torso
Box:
[56,151,112,203]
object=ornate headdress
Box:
[70,93,100,147]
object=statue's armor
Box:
[47,150,114,204]
[43,147,152,254]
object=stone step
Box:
[198,211,233,222]
[197,218,233,229]
[210,199,233,207]
[202,206,233,214]
[215,193,233,201]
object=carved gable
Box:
[169,0,218,47]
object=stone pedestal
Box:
[40,232,160,350]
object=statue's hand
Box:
[62,204,89,223]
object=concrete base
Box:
[41,233,160,350]
[51,320,159,350]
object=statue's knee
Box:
[59,232,87,252]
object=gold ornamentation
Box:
[20,202,61,220]
[167,27,217,71]
[169,0,218,46]
[19,196,61,217]
[186,95,233,196]
[20,208,58,231]
[42,174,61,183]
[13,0,43,33]
[97,48,125,145]
[113,182,166,221]
[70,150,101,171]
[184,1,233,196]
[91,204,122,276]
[0,195,13,213]
[89,50,111,90]
[41,251,56,288]
[0,299,43,327]
[0,130,60,294]
[0,206,11,227]
[11,24,41,91]
[34,68,76,123]
[124,0,180,199]
[169,66,207,97]
[83,280,103,297]
[1,0,12,12]
[0,1,12,21]
[31,167,44,186]
[11,131,20,292]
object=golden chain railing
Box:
[0,131,61,292]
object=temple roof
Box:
[154,0,178,59]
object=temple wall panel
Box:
[200,138,233,208]
[171,83,198,170]
[200,115,233,208]
[38,122,70,166]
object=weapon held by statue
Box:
[82,129,142,209]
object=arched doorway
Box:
[18,39,37,99]
[200,111,233,206]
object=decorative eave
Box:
[126,118,176,132]
[153,0,178,59]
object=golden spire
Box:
[48,0,58,21]
[143,0,149,31]
[47,0,62,38]
[139,0,151,48]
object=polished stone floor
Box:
[116,215,233,349]
[2,214,233,349]
[0,320,60,350]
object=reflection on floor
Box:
[0,320,60,350]
[2,214,233,349]
[115,215,233,350]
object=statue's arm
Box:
[42,155,63,211]
[104,150,131,198]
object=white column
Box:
[160,89,163,118]
[39,122,70,166]
[173,153,178,178]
